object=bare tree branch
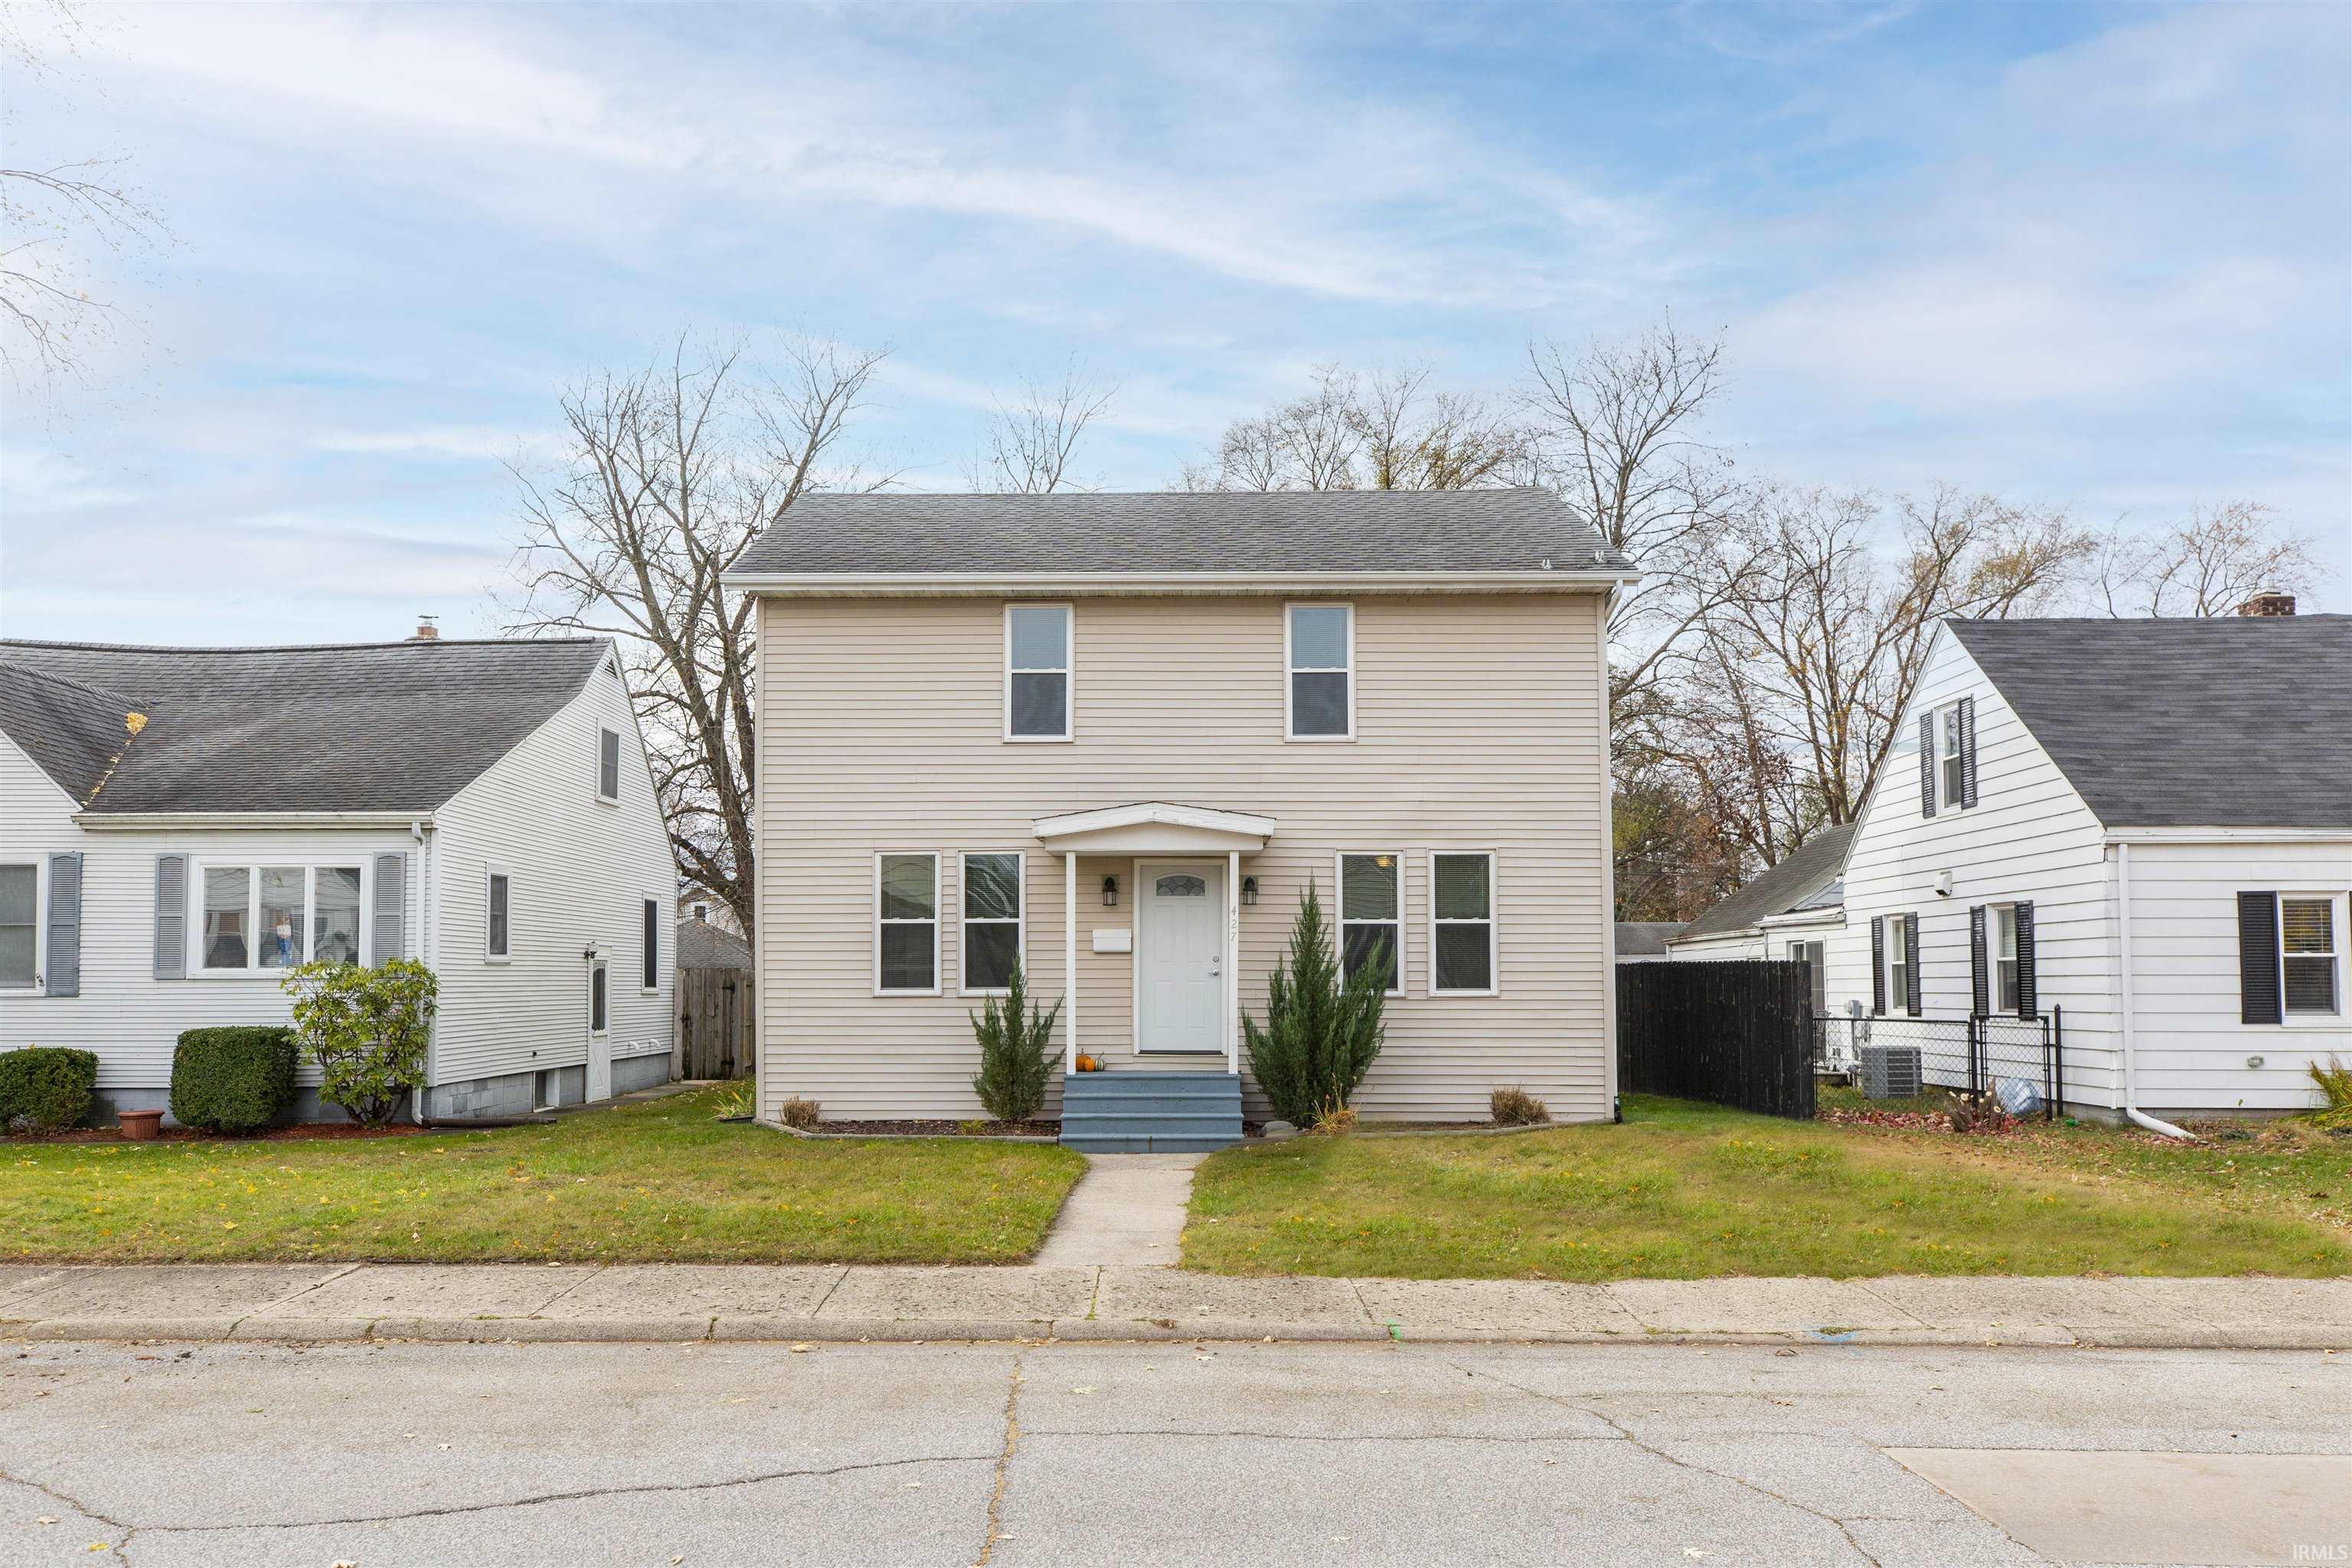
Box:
[962,357,1119,493]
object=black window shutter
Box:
[2237,891,2282,1025]
[1870,916,1886,1015]
[1903,912,1922,1017]
[2014,901,2037,1018]
[1958,697,1978,808]
[153,853,188,980]
[1918,714,1936,818]
[1969,905,1988,1016]
[45,852,82,998]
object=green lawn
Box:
[2,1086,1086,1265]
[1182,1094,2352,1280]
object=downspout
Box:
[2116,841,2193,1141]
[411,817,430,1127]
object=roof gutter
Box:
[2102,827,2347,845]
[720,568,1639,598]
[71,811,439,832]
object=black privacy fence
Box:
[1813,1010,2063,1119]
[1616,959,1816,1120]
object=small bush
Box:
[1491,1086,1550,1127]
[779,1096,821,1130]
[169,1027,298,1133]
[1308,1103,1357,1136]
[969,962,1062,1123]
[1243,885,1388,1129]
[0,1046,99,1133]
[283,958,437,1127]
[2309,1057,2352,1129]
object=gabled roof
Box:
[730,488,1634,580]
[1614,921,1684,957]
[0,638,612,814]
[1672,823,1855,942]
[1946,615,2352,829]
[678,919,751,971]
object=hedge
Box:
[0,1047,100,1133]
[170,1026,299,1133]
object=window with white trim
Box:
[1005,605,1071,740]
[486,871,511,960]
[1338,853,1402,995]
[2282,896,2342,1017]
[877,853,939,993]
[1884,916,1910,1014]
[1991,904,2020,1014]
[1934,702,1965,809]
[642,897,661,990]
[1787,938,1826,1015]
[1431,852,1495,993]
[597,727,622,801]
[195,863,364,973]
[961,852,1024,993]
[0,863,35,988]
[1286,603,1353,739]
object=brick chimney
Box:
[408,615,441,642]
[2235,587,2295,618]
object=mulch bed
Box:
[811,1119,1060,1138]
[10,1122,432,1145]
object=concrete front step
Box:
[1062,1070,1243,1152]
[1060,1113,1241,1140]
[1063,1071,1242,1093]
[1060,1093,1240,1116]
[1061,1135,1239,1153]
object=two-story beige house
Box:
[723,489,1635,1148]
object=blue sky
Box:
[4,0,2347,643]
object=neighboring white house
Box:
[1663,823,1853,1020]
[0,630,676,1123]
[1613,921,1686,965]
[678,883,744,939]
[1818,604,2350,1119]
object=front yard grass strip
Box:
[1182,1094,2351,1280]
[3,1086,1087,1265]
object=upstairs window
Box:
[1286,604,1354,740]
[1338,853,1401,995]
[1005,605,1072,740]
[1432,852,1496,994]
[1921,697,1975,815]
[876,853,939,994]
[597,727,622,802]
[486,871,511,960]
[1937,704,1965,808]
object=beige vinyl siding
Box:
[754,591,1611,1122]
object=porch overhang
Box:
[1032,801,1276,855]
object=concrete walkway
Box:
[1033,1152,1207,1267]
[3,1263,2347,1348]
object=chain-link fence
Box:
[1815,1011,2063,1119]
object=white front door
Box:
[1136,861,1225,1054]
[586,959,613,1101]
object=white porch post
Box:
[1227,849,1241,1074]
[1064,851,1079,1075]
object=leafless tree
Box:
[504,332,892,934]
[1181,361,1524,493]
[2089,501,2331,617]
[1,1,169,388]
[962,358,1119,493]
[1661,483,2094,864]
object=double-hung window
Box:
[1991,905,2020,1013]
[1936,704,1965,809]
[1431,852,1496,994]
[961,852,1024,993]
[196,864,364,973]
[597,727,622,802]
[1286,604,1354,740]
[1338,853,1402,995]
[486,870,511,961]
[1005,606,1072,740]
[876,853,939,994]
[1884,916,1910,1014]
[2282,897,2342,1017]
[0,863,35,989]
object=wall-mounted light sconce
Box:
[1102,874,1119,907]
[1241,876,1259,906]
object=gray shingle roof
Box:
[677,919,751,971]
[0,639,610,813]
[1614,921,1685,957]
[1674,824,1855,942]
[0,662,148,806]
[1948,616,2351,829]
[731,488,1634,577]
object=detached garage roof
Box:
[728,488,1634,580]
[1948,615,2351,829]
[0,638,612,814]
[1673,824,1855,942]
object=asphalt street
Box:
[2,1338,2346,1567]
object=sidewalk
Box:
[4,1263,2347,1348]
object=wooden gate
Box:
[676,968,754,1080]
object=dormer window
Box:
[1005,605,1071,740]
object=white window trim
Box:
[2275,890,2348,1027]
[1990,902,2020,1015]
[641,894,662,993]
[1933,701,1966,810]
[484,864,513,964]
[1003,603,1074,743]
[189,859,370,978]
[596,727,622,804]
[587,957,610,1037]
[1883,914,1911,1014]
[874,851,942,997]
[957,851,1027,997]
[1285,601,1356,743]
[0,858,43,994]
[1428,849,1499,996]
[1334,851,1406,998]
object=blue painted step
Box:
[1060,1071,1243,1152]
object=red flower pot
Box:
[116,1109,164,1142]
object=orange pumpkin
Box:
[1075,1054,1100,1072]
